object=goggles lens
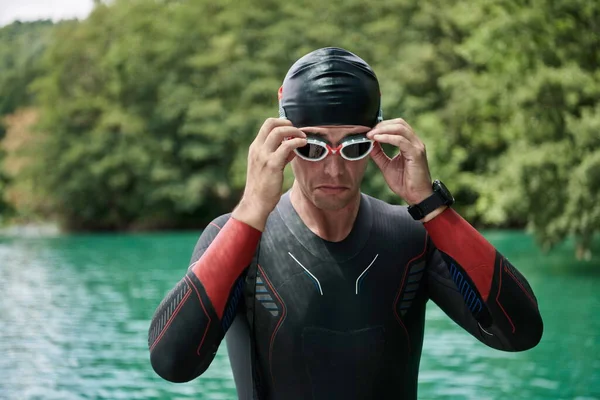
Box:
[296,141,328,160]
[341,141,372,160]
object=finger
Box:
[369,118,410,135]
[371,133,420,159]
[256,117,293,144]
[369,141,391,171]
[368,123,405,139]
[368,122,410,138]
[372,118,406,129]
[393,119,422,146]
[264,126,306,152]
[368,120,422,147]
[271,137,307,168]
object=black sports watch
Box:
[407,180,455,220]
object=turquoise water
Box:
[0,230,598,399]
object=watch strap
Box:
[407,192,446,220]
[407,180,454,220]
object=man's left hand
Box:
[366,118,434,205]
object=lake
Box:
[1,230,598,399]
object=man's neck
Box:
[289,183,361,242]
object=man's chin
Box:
[312,189,355,211]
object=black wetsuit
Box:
[148,192,543,399]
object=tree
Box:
[0,20,55,221]
[1,108,52,220]
[3,0,596,257]
[452,0,600,256]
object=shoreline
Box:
[0,222,61,237]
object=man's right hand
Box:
[232,118,307,231]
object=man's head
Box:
[278,47,382,211]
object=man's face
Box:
[291,125,371,211]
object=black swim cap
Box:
[278,47,383,128]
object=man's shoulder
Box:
[363,193,408,219]
[362,193,424,231]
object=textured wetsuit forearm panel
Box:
[485,254,543,350]
[148,214,258,382]
[149,271,224,382]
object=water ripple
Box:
[1,234,598,399]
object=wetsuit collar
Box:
[276,190,373,263]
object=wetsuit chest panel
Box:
[252,231,427,398]
[258,247,397,327]
[248,193,429,399]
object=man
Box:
[148,47,543,400]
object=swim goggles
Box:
[294,134,374,162]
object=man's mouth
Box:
[316,185,349,194]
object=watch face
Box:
[434,180,454,204]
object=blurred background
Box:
[0,0,598,399]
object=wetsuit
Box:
[148,191,543,399]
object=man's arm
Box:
[147,214,261,382]
[425,207,543,351]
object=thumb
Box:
[369,142,390,171]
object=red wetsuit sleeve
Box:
[424,207,543,351]
[191,217,262,319]
[424,207,496,301]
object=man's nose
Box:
[323,153,344,177]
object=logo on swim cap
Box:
[278,47,383,128]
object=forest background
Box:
[0,0,598,258]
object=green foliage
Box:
[0,20,56,219]
[0,124,8,220]
[0,20,54,116]
[0,0,597,254]
[455,0,600,252]
[28,2,240,229]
